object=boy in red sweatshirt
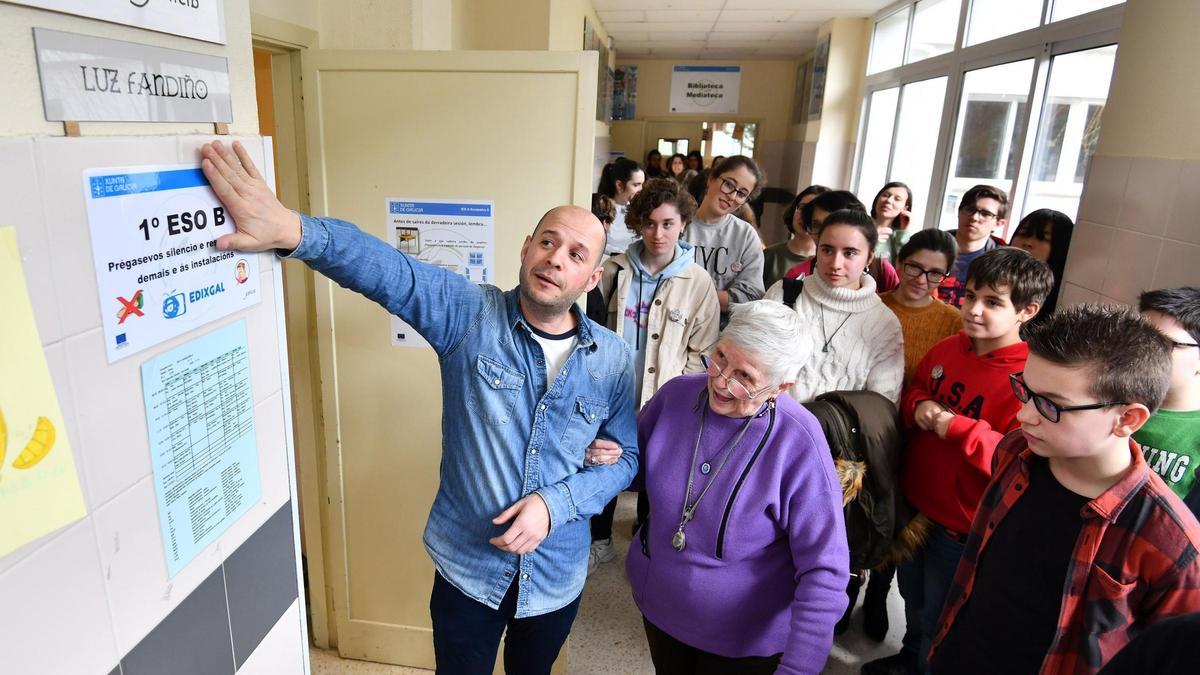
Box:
[929,304,1200,675]
[864,247,1054,675]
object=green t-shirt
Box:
[1135,408,1200,500]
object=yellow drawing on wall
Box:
[0,227,87,558]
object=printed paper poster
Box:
[0,228,87,559]
[141,320,260,577]
[82,164,261,363]
[386,200,496,348]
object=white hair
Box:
[720,300,808,385]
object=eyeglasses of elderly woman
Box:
[701,353,774,401]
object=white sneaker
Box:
[587,538,615,575]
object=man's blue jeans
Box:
[430,572,582,674]
[897,526,967,675]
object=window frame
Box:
[852,0,1123,231]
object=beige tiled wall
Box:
[1060,154,1200,307]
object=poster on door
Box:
[82,164,261,363]
[669,65,741,114]
[386,199,496,348]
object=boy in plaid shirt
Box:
[930,304,1200,675]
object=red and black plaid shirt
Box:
[930,433,1200,674]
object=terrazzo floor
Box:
[309,492,906,674]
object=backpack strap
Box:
[782,277,804,309]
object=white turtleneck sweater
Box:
[764,271,904,404]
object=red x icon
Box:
[117,290,144,324]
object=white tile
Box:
[91,476,222,654]
[595,0,724,9]
[720,8,795,21]
[1076,155,1130,228]
[0,138,62,345]
[0,519,121,675]
[1058,282,1102,308]
[611,31,649,42]
[1100,229,1163,305]
[237,600,307,675]
[1120,157,1179,237]
[711,20,803,32]
[1152,239,1200,290]
[1061,220,1114,294]
[65,328,153,509]
[253,392,291,514]
[706,31,772,41]
[648,31,711,41]
[1165,160,1200,245]
[597,10,644,23]
[645,9,720,22]
[43,341,93,508]
[34,137,180,340]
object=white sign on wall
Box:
[669,65,741,114]
[34,29,232,123]
[386,199,496,349]
[82,163,261,363]
[10,0,225,44]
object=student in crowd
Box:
[587,178,720,574]
[686,150,704,172]
[683,155,768,313]
[857,229,962,643]
[870,181,913,262]
[588,301,850,674]
[1136,287,1200,517]
[764,209,904,404]
[645,149,665,179]
[864,247,1053,675]
[929,304,1200,675]
[666,153,687,182]
[712,155,726,169]
[939,184,1009,308]
[198,141,638,675]
[784,191,900,293]
[597,157,645,257]
[762,185,830,289]
[1009,208,1075,325]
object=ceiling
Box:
[594,0,898,60]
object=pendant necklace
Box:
[819,305,853,353]
[672,398,768,552]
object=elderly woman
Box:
[588,300,850,674]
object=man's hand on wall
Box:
[200,140,303,253]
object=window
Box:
[701,122,756,159]
[909,0,960,63]
[1023,45,1117,218]
[1051,0,1124,22]
[890,77,949,229]
[657,138,689,156]
[967,0,1044,45]
[869,8,910,75]
[856,87,900,205]
[855,0,1121,230]
[941,59,1035,228]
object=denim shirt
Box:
[290,215,639,617]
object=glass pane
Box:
[1024,45,1117,219]
[908,0,961,63]
[855,87,900,205]
[1052,0,1123,22]
[869,7,910,75]
[888,77,948,230]
[940,59,1035,229]
[711,123,754,158]
[967,0,1044,46]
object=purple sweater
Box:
[626,374,850,674]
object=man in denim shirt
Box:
[200,141,638,674]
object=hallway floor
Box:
[310,493,906,674]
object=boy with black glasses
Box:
[864,247,1053,675]
[928,303,1200,675]
[1136,287,1200,517]
[939,184,1009,307]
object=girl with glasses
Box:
[683,155,768,313]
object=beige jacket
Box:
[599,251,720,408]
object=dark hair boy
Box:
[929,303,1200,675]
[939,184,1010,307]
